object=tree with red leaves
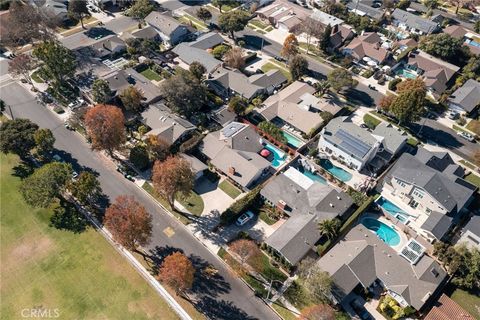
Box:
[104,195,152,252]
[229,239,261,266]
[84,104,126,155]
[300,304,335,320]
[152,156,194,209]
[157,252,195,296]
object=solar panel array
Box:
[336,129,372,159]
[400,239,425,265]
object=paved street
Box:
[0,81,279,320]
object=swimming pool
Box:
[297,166,327,184]
[282,131,303,149]
[376,197,409,223]
[320,159,352,182]
[362,217,400,246]
[264,143,286,168]
[395,67,417,79]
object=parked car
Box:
[368,84,377,91]
[72,170,79,179]
[360,123,368,129]
[274,55,286,62]
[236,211,254,226]
[457,131,475,142]
[52,154,63,162]
[448,111,459,120]
[350,299,373,320]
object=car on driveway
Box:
[350,299,373,320]
[236,211,254,226]
[457,131,475,142]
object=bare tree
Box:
[224,46,245,70]
[301,17,324,55]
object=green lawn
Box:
[450,288,480,319]
[31,70,44,83]
[363,113,381,129]
[466,119,480,136]
[249,19,270,30]
[140,68,162,81]
[271,302,297,320]
[460,159,477,170]
[406,137,420,147]
[183,13,208,28]
[259,210,277,225]
[1,154,179,320]
[177,191,204,216]
[465,173,480,189]
[219,180,241,199]
[261,62,291,81]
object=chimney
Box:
[277,200,287,211]
[228,167,235,175]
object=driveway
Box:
[195,177,236,216]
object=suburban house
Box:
[343,32,389,66]
[199,122,271,189]
[329,24,356,51]
[424,294,476,320]
[448,79,480,115]
[444,25,480,55]
[206,67,288,101]
[318,117,407,172]
[381,148,477,242]
[391,9,440,35]
[102,68,162,104]
[317,224,447,311]
[309,8,344,27]
[255,81,341,135]
[145,11,192,46]
[38,0,69,22]
[346,1,385,21]
[180,153,208,181]
[140,103,196,146]
[392,38,418,57]
[211,106,236,127]
[262,167,353,265]
[256,2,307,32]
[402,50,460,98]
[187,32,224,50]
[172,43,222,74]
[457,215,480,250]
[88,35,127,59]
[129,26,162,41]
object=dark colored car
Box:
[350,299,373,320]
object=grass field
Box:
[1,154,179,320]
[261,62,291,81]
[465,173,480,189]
[177,191,204,216]
[218,180,241,199]
[140,68,162,81]
[450,288,480,319]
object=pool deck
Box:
[324,157,370,191]
[362,213,408,252]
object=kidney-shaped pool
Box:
[361,217,400,247]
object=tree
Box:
[68,0,90,29]
[281,34,299,60]
[318,218,341,240]
[196,7,212,23]
[126,0,154,21]
[120,86,143,112]
[389,78,427,125]
[0,118,38,158]
[152,156,194,208]
[129,145,150,170]
[447,0,467,14]
[297,260,332,303]
[212,0,236,13]
[84,104,126,155]
[104,195,152,252]
[34,128,55,159]
[301,18,324,55]
[475,20,480,33]
[218,10,250,40]
[229,239,260,266]
[189,61,207,80]
[419,33,469,64]
[319,24,332,53]
[8,54,36,88]
[290,55,309,81]
[397,0,411,9]
[315,80,331,97]
[160,69,208,117]
[91,79,112,104]
[70,171,102,207]
[258,121,287,144]
[473,150,480,167]
[300,304,336,320]
[212,44,230,59]
[157,252,195,295]
[228,96,248,115]
[20,162,72,208]
[327,68,357,92]
[423,0,439,9]
[145,135,170,161]
[33,41,76,88]
[224,46,245,69]
[379,95,395,113]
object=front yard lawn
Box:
[31,70,44,83]
[140,68,162,81]
[261,62,291,81]
[177,191,204,216]
[466,119,480,136]
[219,180,241,199]
[1,154,180,320]
[142,182,192,224]
[250,252,288,284]
[450,287,480,319]
[249,19,270,30]
[363,113,381,129]
[465,173,480,189]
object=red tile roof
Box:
[424,294,475,320]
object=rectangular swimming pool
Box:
[263,143,286,169]
[282,131,303,149]
[376,196,409,223]
[320,159,352,182]
[395,67,417,79]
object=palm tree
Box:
[318,219,341,240]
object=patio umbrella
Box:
[260,149,271,157]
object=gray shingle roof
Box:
[318,224,446,310]
[392,8,439,34]
[346,2,384,20]
[372,122,407,155]
[421,211,453,240]
[145,11,184,35]
[172,43,222,73]
[449,79,480,113]
[189,32,224,50]
[463,215,480,238]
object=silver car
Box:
[236,211,254,226]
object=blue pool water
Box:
[395,67,417,79]
[282,131,303,148]
[376,197,408,223]
[320,159,352,182]
[362,217,400,246]
[297,166,327,185]
[466,39,480,48]
[264,143,286,168]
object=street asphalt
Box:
[0,81,279,320]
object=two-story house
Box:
[145,11,192,47]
